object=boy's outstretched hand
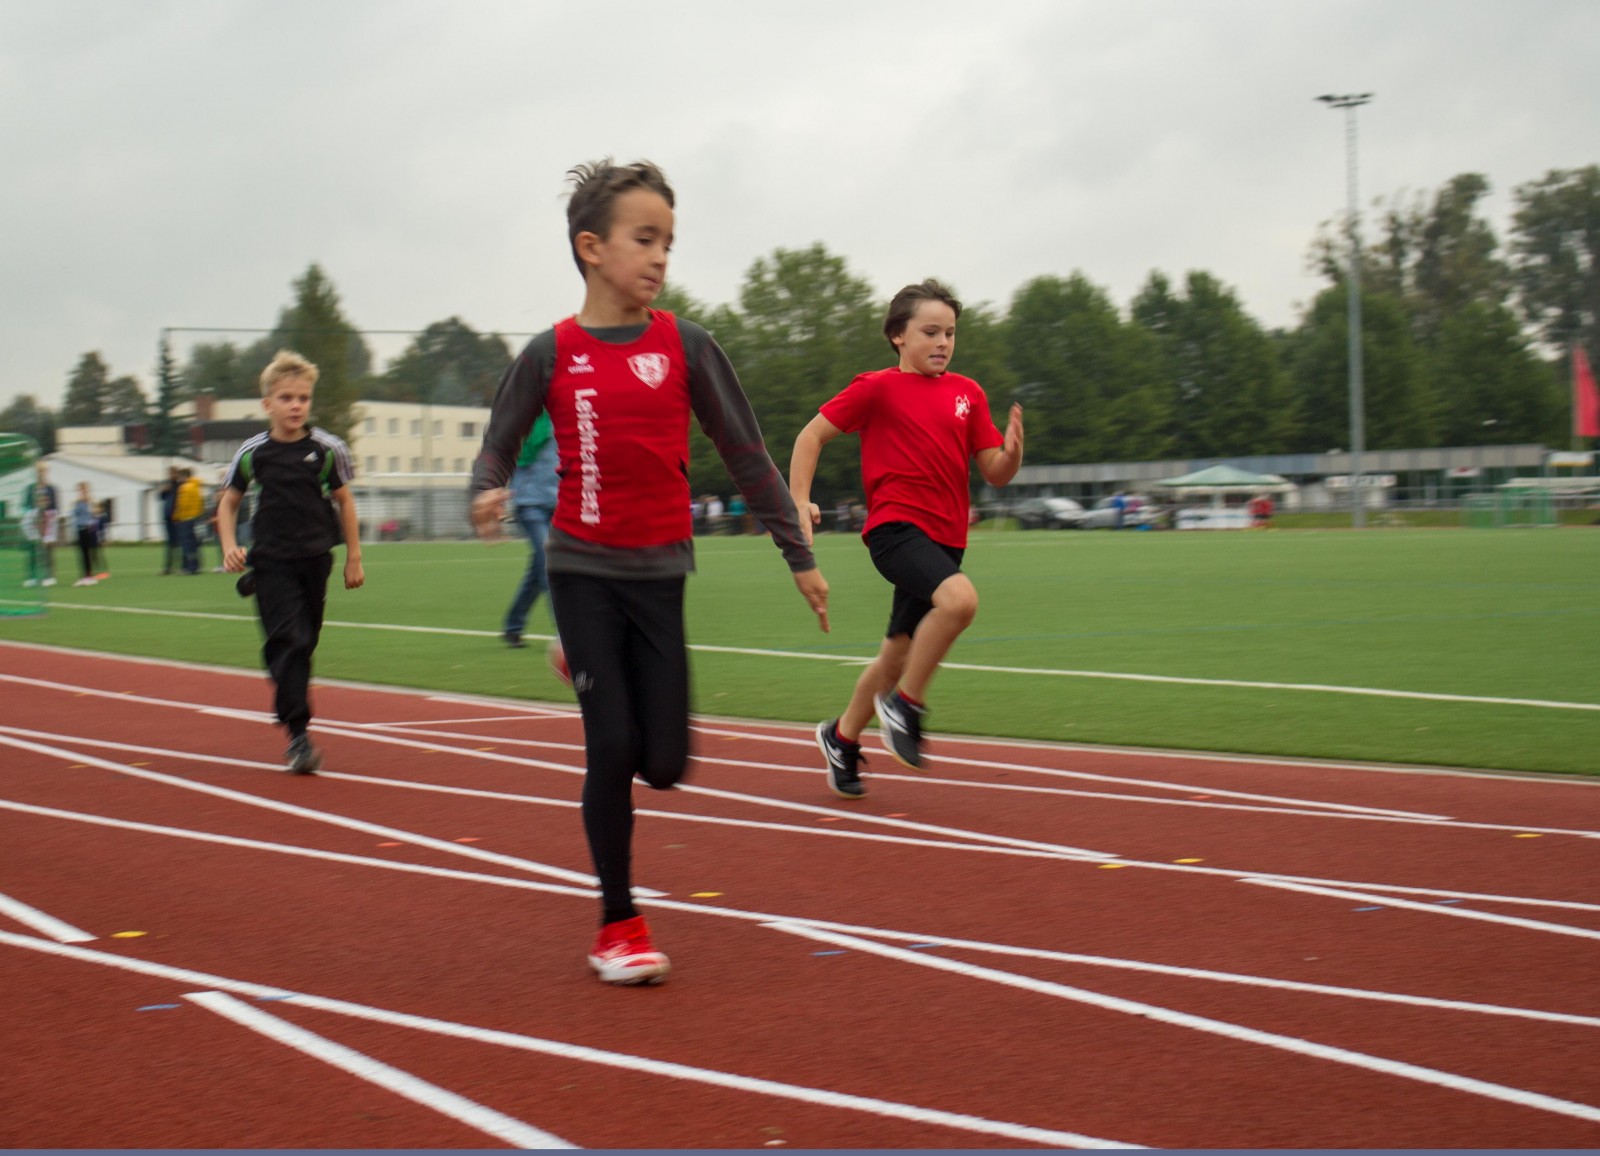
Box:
[471,488,510,540]
[794,567,830,633]
[1003,403,1025,459]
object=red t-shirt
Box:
[547,311,692,547]
[820,367,1003,548]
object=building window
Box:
[387,457,400,473]
[452,458,464,473]
[387,418,399,435]
[365,456,376,474]
[459,421,477,438]
[432,458,443,472]
[364,418,376,434]
[410,420,421,436]
[432,420,443,437]
[410,457,423,472]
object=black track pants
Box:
[253,553,333,737]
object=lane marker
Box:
[0,932,1142,1150]
[7,639,1598,791]
[1243,879,1600,942]
[0,890,96,943]
[5,803,1597,1032]
[0,731,610,893]
[184,991,577,1149]
[762,922,1600,1126]
[8,723,1599,914]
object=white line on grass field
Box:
[0,730,609,892]
[0,889,96,943]
[762,922,1600,1126]
[5,802,1596,1032]
[15,603,1600,713]
[184,991,577,1149]
[0,933,1141,1150]
[10,721,1599,913]
[1242,879,1600,941]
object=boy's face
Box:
[262,373,315,437]
[892,300,957,376]
[581,188,674,311]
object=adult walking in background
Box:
[500,411,560,649]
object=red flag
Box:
[1577,346,1600,439]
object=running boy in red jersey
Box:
[470,160,830,986]
[790,279,1023,797]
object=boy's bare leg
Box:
[897,573,978,703]
[838,635,909,741]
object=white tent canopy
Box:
[1156,464,1296,496]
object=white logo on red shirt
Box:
[954,395,971,419]
[569,353,595,375]
[628,353,670,389]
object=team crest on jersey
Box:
[954,395,972,419]
[568,353,595,375]
[628,353,670,389]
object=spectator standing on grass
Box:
[790,278,1024,799]
[217,350,364,776]
[500,410,560,648]
[158,466,181,574]
[22,478,58,588]
[470,158,829,987]
[70,482,99,587]
[172,468,205,575]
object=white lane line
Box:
[762,923,1600,1126]
[0,731,607,892]
[1242,879,1600,941]
[691,724,1450,820]
[9,723,1598,915]
[184,991,577,1149]
[5,799,1595,1031]
[0,890,96,943]
[0,933,1141,1150]
[12,606,1600,712]
[298,721,1122,861]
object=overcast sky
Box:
[3,0,1596,411]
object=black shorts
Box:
[866,521,965,639]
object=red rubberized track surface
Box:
[2,640,1598,1149]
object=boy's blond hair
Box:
[260,350,320,396]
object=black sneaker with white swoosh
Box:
[816,719,867,799]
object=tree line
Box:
[4,164,1595,508]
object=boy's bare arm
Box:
[787,414,842,545]
[332,487,365,590]
[975,404,1025,487]
[217,489,247,573]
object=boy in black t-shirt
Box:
[217,350,364,774]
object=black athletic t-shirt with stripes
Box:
[224,426,354,561]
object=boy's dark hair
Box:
[566,159,675,277]
[883,279,962,352]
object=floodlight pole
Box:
[1318,92,1372,529]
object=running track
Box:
[2,640,1598,1149]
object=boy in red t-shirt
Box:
[790,279,1024,796]
[470,160,830,985]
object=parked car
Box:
[1011,496,1086,529]
[1081,494,1162,530]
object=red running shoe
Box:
[587,915,670,985]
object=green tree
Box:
[1289,285,1431,452]
[1429,303,1563,446]
[378,317,513,406]
[1005,274,1165,465]
[60,352,111,425]
[266,265,369,442]
[1132,271,1291,459]
[1509,165,1600,356]
[709,245,883,506]
[102,375,147,425]
[0,394,57,453]
[147,335,184,456]
[179,341,257,400]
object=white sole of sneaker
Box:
[587,954,670,985]
[816,721,866,799]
